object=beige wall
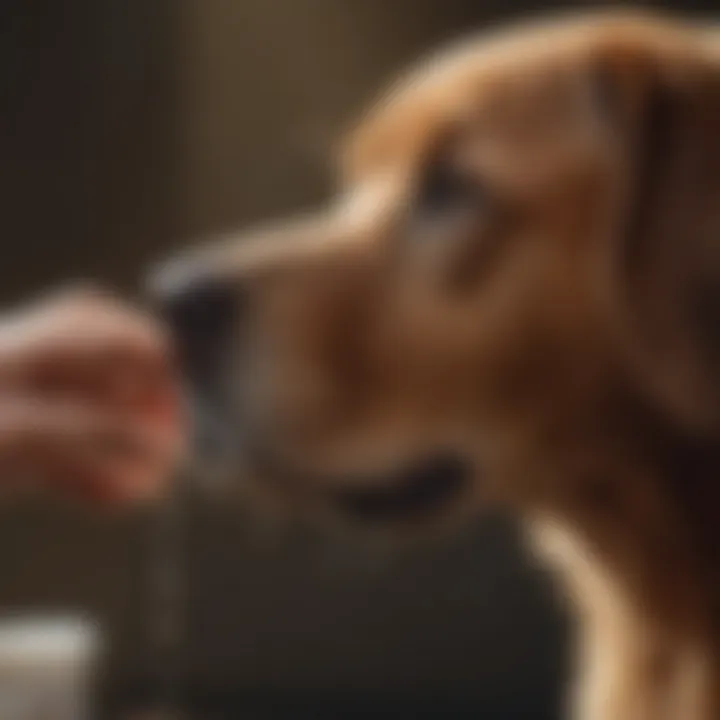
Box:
[179,0,522,236]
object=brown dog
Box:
[154,11,720,720]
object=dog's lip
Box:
[250,446,472,523]
[326,453,471,523]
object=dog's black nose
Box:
[160,277,238,343]
[151,272,241,387]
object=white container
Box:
[0,615,101,720]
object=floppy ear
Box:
[602,38,720,434]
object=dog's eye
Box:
[415,162,481,217]
[406,161,501,294]
[408,161,486,249]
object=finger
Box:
[63,449,179,506]
[43,426,181,506]
[65,361,188,448]
[0,398,182,503]
[5,335,184,436]
[0,289,174,385]
[48,352,183,416]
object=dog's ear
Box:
[598,36,720,434]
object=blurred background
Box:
[0,1,715,717]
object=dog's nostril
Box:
[160,278,239,342]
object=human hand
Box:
[0,287,185,505]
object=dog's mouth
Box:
[249,447,473,524]
[180,369,472,523]
[325,454,471,522]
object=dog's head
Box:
[154,12,720,529]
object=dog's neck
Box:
[531,398,720,720]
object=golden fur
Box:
[163,11,720,719]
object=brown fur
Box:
[164,11,720,719]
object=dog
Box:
[153,11,720,720]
